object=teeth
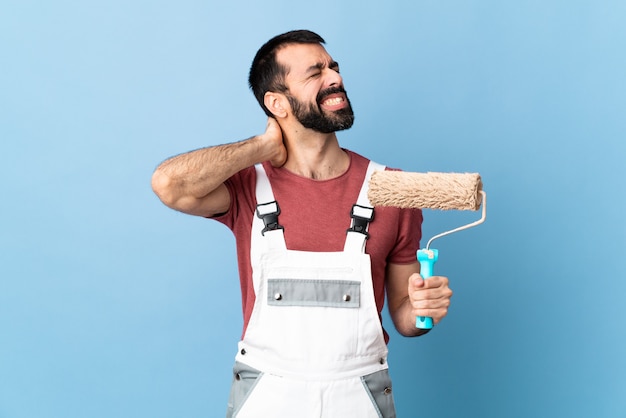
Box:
[323,97,343,106]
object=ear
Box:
[264,92,289,119]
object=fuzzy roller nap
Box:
[368,171,486,330]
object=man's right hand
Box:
[261,117,287,168]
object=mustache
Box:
[316,86,348,104]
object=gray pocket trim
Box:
[361,369,397,418]
[267,279,360,308]
[226,361,264,418]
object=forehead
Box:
[276,43,334,75]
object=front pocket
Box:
[226,362,264,418]
[267,278,360,308]
[361,369,396,418]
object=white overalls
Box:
[226,162,396,418]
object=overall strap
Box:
[254,164,287,251]
[344,161,386,253]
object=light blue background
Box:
[2,1,625,417]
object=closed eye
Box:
[306,61,340,78]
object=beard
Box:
[287,87,355,134]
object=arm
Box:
[151,118,286,217]
[386,262,453,337]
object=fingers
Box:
[409,273,425,290]
[408,275,452,323]
[264,117,287,167]
[409,274,449,291]
[266,116,280,131]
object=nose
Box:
[325,67,343,88]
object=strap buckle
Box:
[347,204,374,239]
[256,201,284,236]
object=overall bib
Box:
[226,162,396,418]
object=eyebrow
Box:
[305,60,340,75]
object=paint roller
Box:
[368,171,486,330]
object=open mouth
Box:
[319,92,348,110]
[322,96,344,106]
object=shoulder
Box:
[222,165,257,205]
[343,149,404,173]
[213,165,257,227]
[344,149,371,169]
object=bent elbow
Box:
[151,169,177,207]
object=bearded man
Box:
[152,30,452,418]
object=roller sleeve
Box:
[368,171,483,211]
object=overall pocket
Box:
[225,362,264,418]
[361,369,397,418]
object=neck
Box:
[281,129,349,180]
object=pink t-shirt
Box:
[214,150,422,342]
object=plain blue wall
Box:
[1,1,625,417]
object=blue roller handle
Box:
[416,249,439,329]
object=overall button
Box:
[384,387,392,395]
[274,293,282,301]
[343,294,351,302]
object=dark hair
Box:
[248,30,326,117]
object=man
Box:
[152,30,452,418]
